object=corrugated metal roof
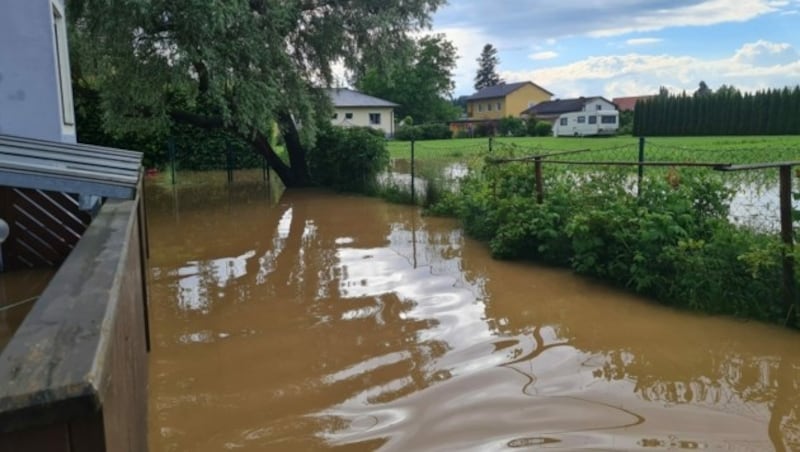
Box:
[0,134,143,199]
[325,88,399,108]
[466,81,554,101]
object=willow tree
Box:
[67,0,444,186]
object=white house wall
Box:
[583,98,616,113]
[0,0,76,143]
[331,107,395,137]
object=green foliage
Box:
[525,117,539,137]
[430,160,796,323]
[307,126,389,192]
[534,122,553,137]
[497,117,527,137]
[395,124,453,141]
[68,0,445,186]
[618,110,634,135]
[474,44,502,91]
[355,34,459,124]
[474,122,496,138]
[635,85,800,136]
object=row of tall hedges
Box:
[634,86,800,136]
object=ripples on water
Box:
[147,172,800,451]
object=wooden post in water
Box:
[778,165,797,321]
[534,157,544,204]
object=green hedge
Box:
[395,123,453,141]
[307,125,389,193]
[431,161,794,323]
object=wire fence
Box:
[481,139,799,316]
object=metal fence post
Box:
[226,143,234,183]
[489,136,493,153]
[534,157,544,204]
[637,136,645,197]
[778,165,797,321]
[410,139,416,205]
[168,137,176,185]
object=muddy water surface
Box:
[147,174,800,451]
[0,268,54,351]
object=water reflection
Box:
[147,177,800,451]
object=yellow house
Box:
[466,81,553,120]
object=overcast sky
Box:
[430,0,800,98]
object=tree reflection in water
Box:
[147,177,800,451]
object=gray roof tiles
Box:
[466,81,554,101]
[522,96,616,116]
[325,88,399,108]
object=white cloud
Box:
[433,26,498,96]
[626,38,663,46]
[501,40,800,98]
[433,1,786,41]
[529,51,559,60]
[733,40,800,66]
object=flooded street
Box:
[147,174,800,451]
[0,268,53,352]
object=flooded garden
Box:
[146,171,800,451]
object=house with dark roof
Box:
[325,88,399,137]
[449,81,553,135]
[522,96,619,136]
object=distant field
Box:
[387,135,800,164]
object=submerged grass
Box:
[388,135,800,164]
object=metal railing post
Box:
[638,136,645,197]
[779,165,797,321]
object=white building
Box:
[326,88,398,137]
[0,0,76,143]
[522,96,619,137]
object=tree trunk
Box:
[277,112,312,187]
[168,110,310,188]
[251,131,297,187]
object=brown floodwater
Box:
[0,268,54,352]
[147,172,800,451]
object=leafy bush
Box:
[307,125,389,193]
[429,160,795,324]
[395,123,452,141]
[474,122,496,138]
[534,121,552,137]
[497,116,527,137]
[525,117,539,137]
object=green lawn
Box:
[387,135,800,164]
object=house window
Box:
[559,117,568,126]
[52,3,74,126]
[487,103,493,112]
[478,104,483,112]
[345,112,353,120]
[332,113,339,120]
[601,115,617,124]
[496,102,502,111]
[588,116,597,124]
[596,104,602,110]
[369,113,381,125]
[577,116,586,124]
